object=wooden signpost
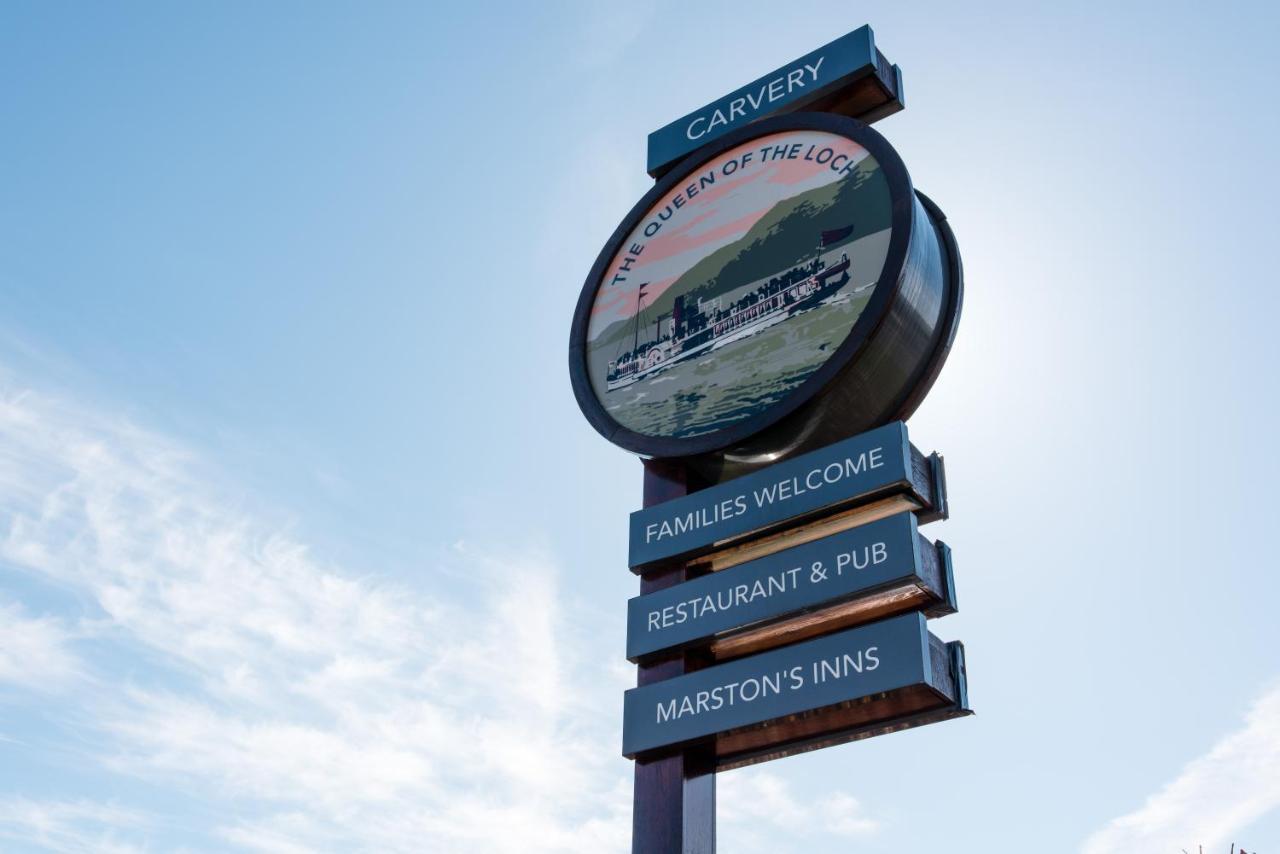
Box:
[567,24,968,853]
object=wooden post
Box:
[632,458,716,854]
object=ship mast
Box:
[632,284,647,358]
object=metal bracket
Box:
[917,451,949,524]
[949,640,970,712]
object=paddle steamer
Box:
[606,232,854,392]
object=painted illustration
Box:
[586,129,894,439]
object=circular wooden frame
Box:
[568,113,919,459]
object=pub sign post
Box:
[567,25,968,853]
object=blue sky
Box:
[1,1,1278,851]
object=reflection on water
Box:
[606,284,875,438]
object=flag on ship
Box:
[821,224,855,246]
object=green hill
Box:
[589,159,891,357]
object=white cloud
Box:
[1082,684,1280,853]
[0,600,81,691]
[0,798,149,854]
[718,768,879,850]
[0,375,629,852]
[0,367,875,851]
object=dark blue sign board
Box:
[629,422,946,573]
[646,25,905,178]
[626,512,954,663]
[622,611,965,760]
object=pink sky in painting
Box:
[586,130,871,338]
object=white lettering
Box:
[675,57,825,154]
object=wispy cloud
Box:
[0,367,872,851]
[0,600,81,691]
[1082,684,1280,853]
[0,798,149,854]
[0,372,630,852]
[718,768,879,851]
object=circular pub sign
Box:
[569,113,961,475]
